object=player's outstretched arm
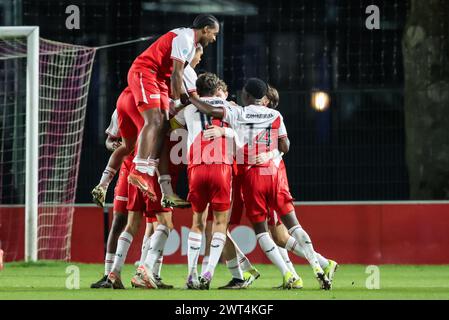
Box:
[189,95,224,119]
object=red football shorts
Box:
[187,164,232,213]
[228,171,245,225]
[267,209,282,227]
[116,87,144,139]
[242,163,294,224]
[127,165,172,217]
[127,69,169,113]
[113,156,133,214]
[146,216,158,224]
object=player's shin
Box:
[187,231,202,279]
[111,231,133,275]
[159,174,174,196]
[256,232,290,276]
[228,231,255,273]
[153,255,163,277]
[278,247,300,279]
[226,257,244,280]
[144,224,170,272]
[139,235,151,266]
[203,232,226,279]
[285,236,330,269]
[104,253,115,276]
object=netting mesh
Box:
[0,36,96,260]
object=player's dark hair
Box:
[244,78,268,100]
[266,85,279,109]
[192,14,219,29]
[196,72,220,97]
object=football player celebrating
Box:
[171,73,234,289]
[188,77,332,290]
[126,14,220,202]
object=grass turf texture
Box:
[1,262,448,300]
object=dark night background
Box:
[1,0,412,203]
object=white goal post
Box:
[0,26,39,262]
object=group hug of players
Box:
[89,14,338,291]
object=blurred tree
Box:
[403,0,449,199]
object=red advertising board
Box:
[2,203,449,264]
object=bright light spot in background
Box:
[311,91,331,112]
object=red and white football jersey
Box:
[105,109,120,138]
[222,104,288,167]
[174,97,234,167]
[131,28,197,79]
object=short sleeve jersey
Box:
[130,28,197,79]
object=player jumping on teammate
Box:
[126,14,220,204]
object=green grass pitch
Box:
[1,262,448,300]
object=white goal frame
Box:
[0,26,39,262]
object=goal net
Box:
[0,30,96,261]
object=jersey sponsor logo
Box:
[149,94,161,99]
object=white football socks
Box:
[111,231,133,275]
[99,166,117,189]
[153,255,163,277]
[104,253,115,276]
[133,157,148,174]
[226,257,244,280]
[256,232,289,276]
[144,225,170,272]
[285,236,330,269]
[139,235,151,266]
[204,232,227,277]
[158,174,174,196]
[226,230,254,273]
[187,231,202,278]
[201,256,209,275]
[147,158,158,176]
[278,246,300,279]
[288,226,322,272]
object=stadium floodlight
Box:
[0,27,96,262]
[0,26,39,262]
